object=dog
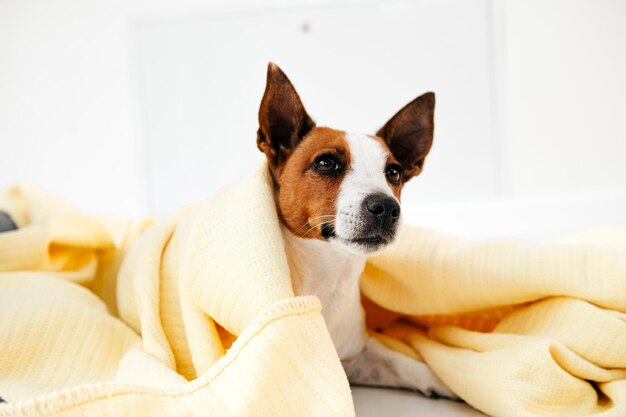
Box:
[0,63,455,400]
[257,63,455,399]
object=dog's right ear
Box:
[257,63,315,173]
[376,92,435,181]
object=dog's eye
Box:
[385,165,402,184]
[314,155,340,173]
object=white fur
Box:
[282,226,456,398]
[333,133,400,255]
[280,133,456,398]
[282,226,368,360]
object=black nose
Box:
[363,194,400,228]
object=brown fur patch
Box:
[276,127,351,240]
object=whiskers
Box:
[296,214,336,238]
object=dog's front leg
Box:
[343,337,458,399]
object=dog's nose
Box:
[364,194,400,228]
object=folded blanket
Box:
[0,162,625,417]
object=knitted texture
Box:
[362,225,626,416]
[1,162,625,417]
[0,164,353,417]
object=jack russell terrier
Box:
[0,63,456,401]
[257,63,455,399]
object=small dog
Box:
[0,64,455,400]
[257,63,455,398]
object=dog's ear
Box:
[376,92,435,181]
[257,63,315,173]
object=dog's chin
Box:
[329,233,396,256]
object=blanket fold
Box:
[1,163,625,417]
[0,166,353,417]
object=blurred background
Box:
[1,0,625,239]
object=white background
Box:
[1,0,625,239]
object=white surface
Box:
[353,387,485,417]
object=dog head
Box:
[257,63,434,255]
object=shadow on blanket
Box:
[0,211,16,233]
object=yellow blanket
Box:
[1,162,625,417]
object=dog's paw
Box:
[347,337,461,400]
[404,359,460,400]
[417,376,459,400]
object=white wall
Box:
[0,0,300,216]
[134,0,499,215]
[502,0,626,196]
[1,0,625,238]
[0,0,147,216]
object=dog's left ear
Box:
[376,92,435,180]
[257,63,316,174]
